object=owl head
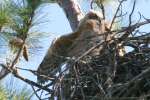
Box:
[78,10,104,33]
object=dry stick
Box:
[0,0,35,80]
[125,0,136,41]
[71,18,150,64]
[116,0,136,53]
[127,39,150,45]
[128,0,136,26]
[124,80,140,97]
[31,85,41,100]
[40,89,44,99]
[73,64,85,100]
[0,44,24,80]
[128,33,150,40]
[68,19,150,98]
[90,0,94,9]
[60,41,108,98]
[111,0,141,82]
[96,1,105,20]
[0,26,2,31]
[95,20,150,39]
[126,66,150,86]
[0,64,53,93]
[89,96,146,100]
[101,3,105,20]
[107,19,150,35]
[16,67,55,81]
[116,0,136,45]
[115,61,150,96]
[2,2,149,96]
[90,0,105,19]
[116,20,150,43]
[86,75,106,96]
[109,0,126,30]
[112,46,118,78]
[67,20,150,98]
[0,1,53,96]
[52,1,84,97]
[75,41,105,62]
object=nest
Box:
[48,34,150,100]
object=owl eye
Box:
[96,21,101,26]
[88,13,101,23]
[88,14,99,19]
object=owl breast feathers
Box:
[37,10,109,83]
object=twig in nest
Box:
[109,0,126,30]
[73,64,85,100]
[31,85,41,100]
[128,0,136,26]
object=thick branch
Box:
[0,45,24,80]
[0,64,53,93]
[57,0,84,31]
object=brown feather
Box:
[37,10,108,83]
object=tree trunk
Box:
[57,0,84,31]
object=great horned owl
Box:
[37,10,108,83]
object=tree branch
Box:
[0,64,53,93]
[57,0,84,31]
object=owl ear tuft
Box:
[88,10,103,19]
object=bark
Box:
[57,0,84,31]
[0,68,9,80]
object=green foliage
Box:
[0,0,50,59]
[3,77,34,100]
[95,0,110,4]
[94,0,116,5]
[7,86,33,100]
[0,1,13,29]
[0,81,33,100]
[0,0,40,38]
[27,0,41,10]
[42,0,56,3]
[0,86,7,100]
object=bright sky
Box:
[1,0,150,99]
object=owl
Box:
[37,10,109,83]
